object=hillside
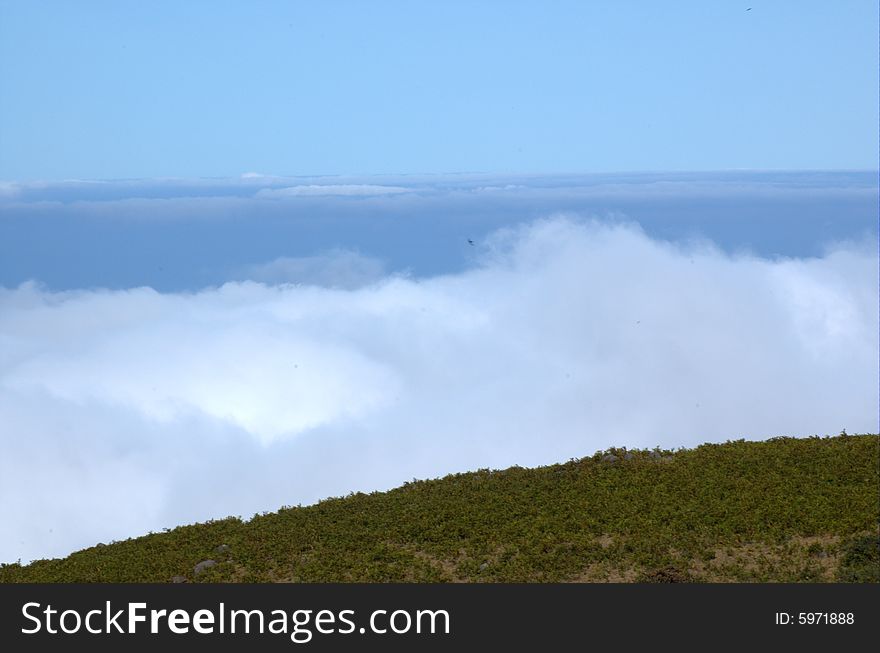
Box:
[2,434,878,583]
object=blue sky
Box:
[1,0,877,180]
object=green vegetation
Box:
[2,434,877,583]
[835,534,880,583]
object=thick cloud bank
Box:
[1,218,877,563]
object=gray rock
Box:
[214,544,231,554]
[601,454,619,463]
[624,452,634,461]
[648,451,662,459]
[194,559,217,575]
[479,562,489,572]
[171,575,188,584]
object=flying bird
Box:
[467,239,475,246]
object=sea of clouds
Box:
[1,216,877,563]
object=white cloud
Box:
[237,250,389,289]
[255,184,414,198]
[0,181,21,197]
[472,184,527,193]
[0,217,877,563]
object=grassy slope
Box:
[2,434,878,583]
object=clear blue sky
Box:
[0,1,877,181]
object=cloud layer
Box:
[2,172,876,294]
[1,217,877,563]
[255,184,414,198]
[236,250,388,289]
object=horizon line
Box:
[2,167,878,186]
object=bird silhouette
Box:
[467,239,475,246]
